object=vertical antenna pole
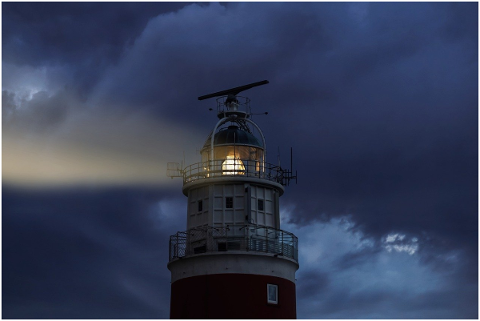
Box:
[290,147,293,186]
[290,147,293,174]
[277,147,281,167]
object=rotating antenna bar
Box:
[198,80,269,101]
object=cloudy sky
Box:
[2,2,477,318]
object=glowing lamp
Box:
[222,155,245,175]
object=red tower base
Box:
[170,273,296,319]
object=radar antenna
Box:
[198,80,269,104]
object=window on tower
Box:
[226,197,233,208]
[198,200,203,212]
[267,284,278,304]
[258,199,264,211]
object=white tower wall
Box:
[186,181,281,230]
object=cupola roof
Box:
[202,125,263,149]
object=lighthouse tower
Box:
[167,80,298,319]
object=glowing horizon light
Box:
[222,155,245,175]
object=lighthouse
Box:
[167,80,298,319]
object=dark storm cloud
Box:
[296,270,330,299]
[2,2,189,96]
[261,2,479,257]
[3,88,72,131]
[333,245,381,270]
[2,185,183,318]
[3,2,477,319]
[90,3,335,123]
[2,2,189,65]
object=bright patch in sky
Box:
[2,63,70,106]
[383,233,419,255]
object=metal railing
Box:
[183,159,288,185]
[216,95,251,115]
[169,224,298,263]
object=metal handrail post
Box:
[176,233,179,258]
[266,228,268,253]
[295,237,298,261]
[281,230,284,256]
[246,224,249,251]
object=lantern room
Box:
[201,123,265,175]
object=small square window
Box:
[267,284,278,304]
[258,199,264,211]
[198,200,203,212]
[226,197,233,209]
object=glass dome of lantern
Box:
[200,123,265,176]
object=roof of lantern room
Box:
[202,125,263,150]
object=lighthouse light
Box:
[222,155,245,175]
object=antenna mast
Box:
[198,80,269,102]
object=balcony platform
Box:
[168,224,298,264]
[183,160,292,184]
